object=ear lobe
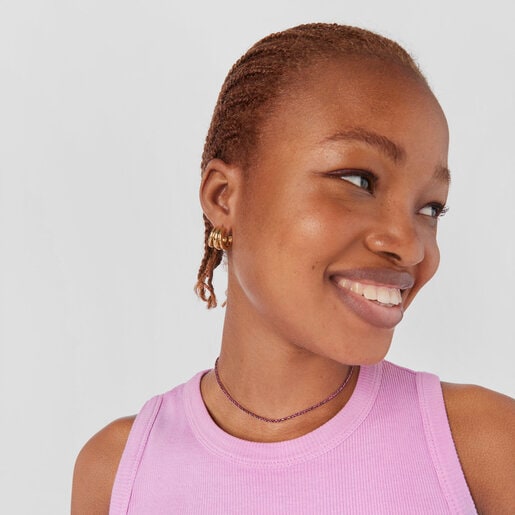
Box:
[199,158,242,227]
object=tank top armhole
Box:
[109,394,163,515]
[416,372,477,514]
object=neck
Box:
[200,306,359,442]
[214,356,354,424]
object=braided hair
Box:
[195,23,425,308]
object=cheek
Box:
[423,235,441,283]
[273,201,364,280]
[406,236,440,309]
[277,213,329,254]
[241,183,322,253]
[231,198,334,309]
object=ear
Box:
[199,158,242,228]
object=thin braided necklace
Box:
[213,357,354,424]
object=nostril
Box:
[379,250,402,262]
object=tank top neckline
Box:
[183,360,383,467]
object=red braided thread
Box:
[214,357,354,423]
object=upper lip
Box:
[330,268,415,290]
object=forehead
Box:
[254,58,449,169]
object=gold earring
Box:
[207,226,233,251]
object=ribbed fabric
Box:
[110,361,477,514]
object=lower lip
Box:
[331,279,404,329]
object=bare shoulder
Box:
[441,382,515,514]
[71,416,136,515]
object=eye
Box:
[418,203,449,219]
[334,170,375,193]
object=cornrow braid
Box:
[195,23,426,308]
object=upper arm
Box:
[442,382,515,514]
[71,416,135,515]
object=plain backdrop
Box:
[1,0,514,513]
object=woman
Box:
[72,23,515,514]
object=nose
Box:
[364,209,425,267]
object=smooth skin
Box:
[72,59,515,514]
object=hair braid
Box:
[194,215,223,308]
[195,23,426,307]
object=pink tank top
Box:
[110,360,477,514]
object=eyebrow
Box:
[322,127,451,184]
[434,164,452,185]
[322,127,406,163]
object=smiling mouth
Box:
[337,278,402,307]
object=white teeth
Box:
[377,287,391,304]
[391,289,402,305]
[338,278,402,306]
[350,282,364,295]
[340,279,350,289]
[363,285,378,301]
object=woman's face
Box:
[228,59,450,365]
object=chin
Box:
[329,332,394,367]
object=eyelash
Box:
[332,169,376,192]
[422,203,449,219]
[331,170,449,219]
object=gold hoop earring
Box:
[207,226,233,251]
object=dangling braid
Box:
[195,215,223,308]
[195,23,426,308]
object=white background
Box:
[1,1,514,513]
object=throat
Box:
[200,363,359,442]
